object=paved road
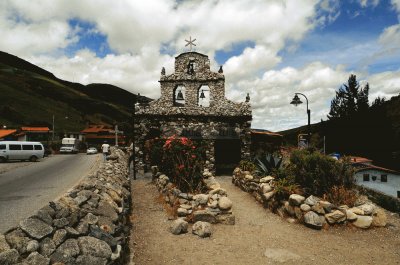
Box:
[0,153,100,233]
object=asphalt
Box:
[0,153,100,233]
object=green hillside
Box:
[0,51,150,135]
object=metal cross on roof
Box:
[185,36,196,51]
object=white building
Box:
[354,165,400,198]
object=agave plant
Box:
[254,153,282,176]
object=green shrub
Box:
[289,150,354,196]
[273,176,301,201]
[254,153,282,176]
[238,160,257,172]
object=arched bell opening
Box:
[173,85,186,106]
[198,85,210,107]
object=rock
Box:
[26,240,39,253]
[75,255,107,265]
[311,203,325,215]
[357,203,375,215]
[262,191,275,202]
[325,210,346,224]
[294,207,303,220]
[319,200,333,213]
[65,226,80,237]
[260,176,274,183]
[5,228,32,254]
[193,194,209,205]
[179,204,192,210]
[284,201,295,216]
[288,194,305,206]
[74,195,89,206]
[111,244,122,261]
[193,210,217,223]
[287,218,297,224]
[50,239,79,263]
[94,202,118,222]
[209,188,227,196]
[0,249,19,265]
[304,211,323,229]
[89,225,117,248]
[244,174,254,180]
[52,229,67,247]
[352,215,373,229]
[39,237,56,256]
[216,214,235,225]
[300,204,311,212]
[0,235,10,252]
[304,195,320,206]
[20,217,53,240]
[25,252,50,265]
[78,236,112,259]
[260,183,273,193]
[53,218,69,228]
[203,177,221,190]
[192,221,212,238]
[372,208,387,227]
[346,210,358,221]
[33,209,53,225]
[177,208,189,217]
[349,207,364,215]
[170,219,188,235]
[83,213,99,225]
[208,200,218,209]
[218,197,233,210]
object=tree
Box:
[371,96,386,108]
[328,74,369,119]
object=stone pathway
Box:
[129,175,400,265]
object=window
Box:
[363,174,370,181]
[9,144,21,150]
[34,145,43,150]
[22,145,34,150]
[0,144,5,150]
[381,174,388,182]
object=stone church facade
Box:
[135,51,252,175]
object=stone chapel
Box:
[135,51,252,175]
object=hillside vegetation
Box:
[0,51,150,134]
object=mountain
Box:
[0,51,151,135]
[279,94,400,170]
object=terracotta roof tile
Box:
[0,129,17,138]
[21,127,50,132]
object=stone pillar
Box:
[205,140,215,174]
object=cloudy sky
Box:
[1,0,400,131]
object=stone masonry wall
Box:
[0,148,131,265]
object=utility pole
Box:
[115,125,118,146]
[52,114,55,141]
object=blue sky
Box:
[0,0,399,131]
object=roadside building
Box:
[16,127,50,142]
[81,125,125,147]
[351,156,400,198]
[135,51,252,175]
[0,129,17,141]
[251,129,283,156]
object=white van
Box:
[0,141,45,162]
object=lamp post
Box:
[131,94,140,180]
[290,93,311,146]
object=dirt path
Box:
[129,175,400,265]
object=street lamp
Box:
[290,93,311,146]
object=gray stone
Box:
[357,203,375,215]
[74,195,89,206]
[25,252,50,265]
[372,208,387,227]
[53,218,69,228]
[5,229,30,254]
[262,191,275,202]
[294,207,303,220]
[304,195,320,206]
[76,221,89,235]
[204,177,221,190]
[33,209,53,225]
[52,229,67,247]
[260,176,274,183]
[193,210,217,223]
[111,244,122,261]
[170,219,188,235]
[0,249,19,265]
[20,217,53,240]
[177,208,189,217]
[284,201,295,216]
[218,197,233,210]
[325,210,346,224]
[193,194,209,205]
[288,194,305,206]
[349,207,364,215]
[208,200,218,209]
[300,204,311,212]
[260,183,273,193]
[311,202,325,214]
[216,214,235,225]
[304,211,323,229]
[26,240,39,253]
[0,235,10,252]
[209,188,227,196]
[346,210,358,221]
[83,213,99,225]
[192,221,212,238]
[78,236,112,259]
[65,226,80,237]
[94,202,118,222]
[39,237,56,256]
[50,239,79,263]
[76,255,107,265]
[319,200,333,213]
[89,225,117,248]
[352,215,373,229]
[264,248,301,263]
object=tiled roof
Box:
[0,129,17,138]
[81,125,113,133]
[349,156,373,164]
[21,127,50,132]
[355,164,399,175]
[251,130,283,137]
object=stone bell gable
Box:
[137,51,251,117]
[135,51,252,175]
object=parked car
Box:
[0,141,45,162]
[86,147,98,155]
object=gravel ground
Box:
[0,159,41,174]
[130,175,400,265]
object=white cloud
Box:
[358,0,380,8]
[392,0,400,14]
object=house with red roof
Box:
[351,156,400,198]
[81,125,125,147]
[17,127,50,142]
[0,129,17,140]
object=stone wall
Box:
[153,168,235,231]
[0,148,131,265]
[232,168,387,230]
[357,186,400,213]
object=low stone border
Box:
[232,168,387,230]
[153,167,235,236]
[0,147,131,265]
